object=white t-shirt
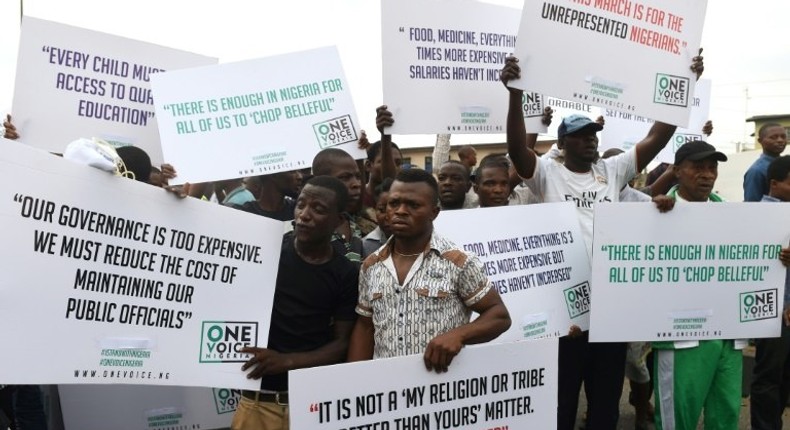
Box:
[522,149,637,256]
[619,185,651,202]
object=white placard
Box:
[0,138,282,389]
[545,96,602,139]
[290,339,559,429]
[151,46,364,185]
[600,79,711,163]
[381,0,547,135]
[12,16,217,165]
[60,385,238,430]
[435,204,592,341]
[510,1,708,127]
[590,203,789,342]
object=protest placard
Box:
[382,0,547,135]
[435,203,591,341]
[60,385,237,430]
[510,0,708,127]
[590,203,789,342]
[290,338,558,429]
[150,46,364,185]
[12,17,217,165]
[0,139,282,389]
[600,79,711,163]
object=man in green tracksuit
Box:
[653,140,744,430]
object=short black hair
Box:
[759,123,784,139]
[303,175,349,213]
[312,148,353,176]
[374,177,394,201]
[439,160,471,178]
[767,155,790,184]
[116,146,152,183]
[474,154,510,184]
[394,168,439,204]
[366,140,403,162]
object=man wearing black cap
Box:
[652,140,742,430]
[664,140,727,202]
[500,52,704,430]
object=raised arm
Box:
[376,105,397,182]
[502,57,538,179]
[635,50,704,171]
[432,134,452,174]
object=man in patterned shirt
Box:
[348,168,511,372]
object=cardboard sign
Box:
[12,17,217,164]
[590,202,788,342]
[0,138,282,389]
[151,46,364,185]
[510,0,708,127]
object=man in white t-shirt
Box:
[500,53,704,430]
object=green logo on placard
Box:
[212,388,242,414]
[673,134,702,152]
[740,289,778,322]
[313,115,358,149]
[564,282,591,319]
[654,73,689,107]
[199,321,257,363]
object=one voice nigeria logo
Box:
[740,289,778,322]
[313,115,358,149]
[199,321,258,363]
[654,73,689,107]
[564,282,591,319]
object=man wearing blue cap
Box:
[500,53,704,430]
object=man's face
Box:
[474,167,510,207]
[272,170,302,198]
[560,129,599,163]
[675,158,718,202]
[387,181,439,239]
[325,157,363,212]
[437,164,469,208]
[374,191,392,236]
[367,148,403,182]
[759,126,787,157]
[293,184,341,244]
[770,173,790,202]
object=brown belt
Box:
[241,390,289,405]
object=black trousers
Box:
[751,324,790,430]
[557,332,627,430]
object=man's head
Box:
[474,154,511,208]
[557,115,603,165]
[293,175,348,245]
[457,145,478,169]
[758,123,787,157]
[116,146,152,183]
[365,140,403,183]
[373,178,394,236]
[249,170,301,199]
[673,140,727,202]
[312,148,362,213]
[767,155,790,202]
[387,169,440,240]
[437,161,471,209]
